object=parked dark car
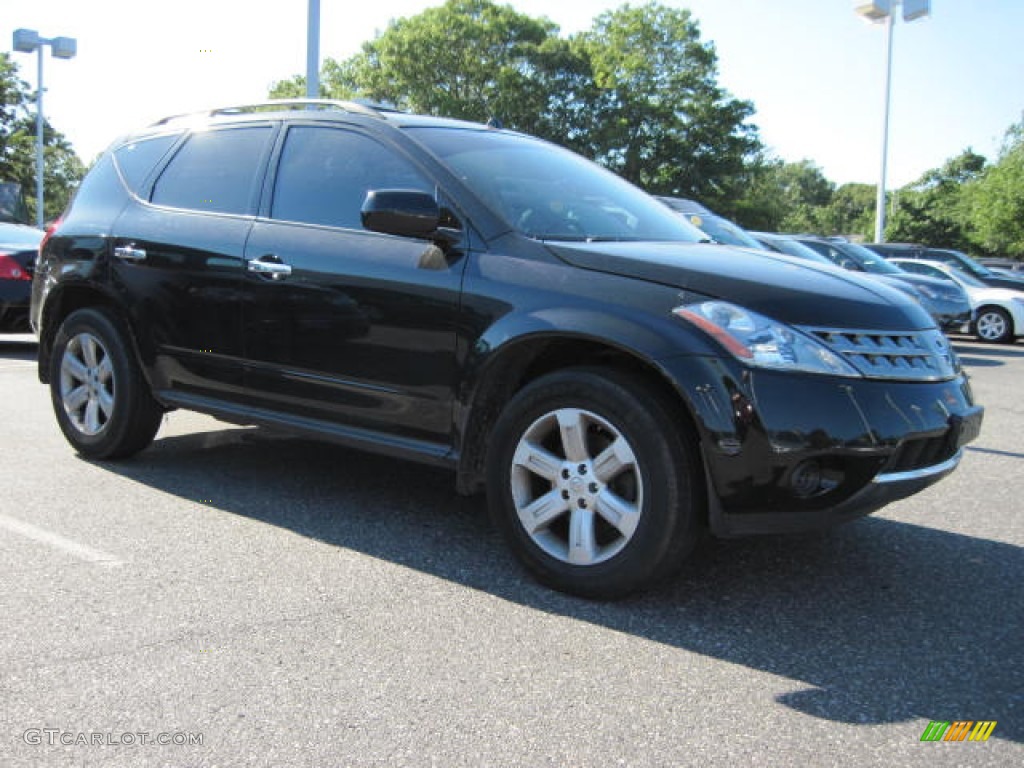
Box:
[750,232,836,264]
[0,222,43,332]
[978,257,1024,273]
[867,243,1024,292]
[794,237,972,331]
[0,182,32,225]
[656,197,768,251]
[32,100,983,597]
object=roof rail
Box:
[151,99,384,127]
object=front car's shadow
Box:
[92,425,1023,743]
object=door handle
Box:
[247,255,292,280]
[114,245,147,262]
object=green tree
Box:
[273,0,558,132]
[886,148,986,250]
[575,2,759,208]
[270,1,761,207]
[811,183,876,238]
[968,121,1024,257]
[733,156,834,232]
[0,53,85,223]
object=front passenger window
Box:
[271,126,432,230]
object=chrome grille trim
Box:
[800,327,958,381]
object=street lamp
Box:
[307,0,320,99]
[854,0,930,243]
[12,28,77,228]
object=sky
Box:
[3,0,1022,188]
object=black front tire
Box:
[49,307,163,459]
[486,368,703,599]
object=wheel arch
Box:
[454,318,709,499]
[973,303,1015,343]
[37,283,141,385]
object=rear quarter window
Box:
[112,134,180,195]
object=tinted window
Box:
[896,261,938,279]
[152,127,272,214]
[926,249,990,278]
[762,237,832,264]
[836,242,903,274]
[409,127,705,242]
[113,135,179,194]
[271,127,431,230]
[686,214,764,249]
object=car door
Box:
[240,123,468,448]
[111,124,277,400]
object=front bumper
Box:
[661,355,983,536]
[922,296,972,331]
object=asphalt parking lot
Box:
[1,333,1021,768]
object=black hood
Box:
[547,241,935,331]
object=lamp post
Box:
[12,28,77,228]
[307,0,320,99]
[854,1,930,243]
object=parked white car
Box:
[890,258,1024,344]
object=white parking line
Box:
[0,513,123,566]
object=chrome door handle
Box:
[247,256,292,280]
[114,245,147,262]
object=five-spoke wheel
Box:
[488,368,702,598]
[59,332,116,436]
[49,308,163,459]
[511,407,643,567]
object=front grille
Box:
[887,433,957,473]
[802,327,958,381]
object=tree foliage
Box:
[269,3,1022,258]
[732,156,834,232]
[886,149,985,250]
[574,3,758,207]
[0,53,85,223]
[270,0,760,206]
[968,122,1024,257]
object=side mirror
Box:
[361,190,440,239]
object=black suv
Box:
[31,101,983,597]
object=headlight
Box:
[673,301,862,377]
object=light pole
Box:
[854,1,930,243]
[12,28,77,228]
[307,0,320,99]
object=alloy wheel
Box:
[60,332,115,436]
[509,407,644,566]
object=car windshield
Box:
[836,242,904,274]
[407,127,707,243]
[944,267,988,288]
[685,214,765,249]
[762,237,832,264]
[931,249,994,279]
[904,261,987,289]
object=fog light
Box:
[790,460,822,498]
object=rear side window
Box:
[152,127,273,215]
[113,135,179,194]
[270,126,431,230]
